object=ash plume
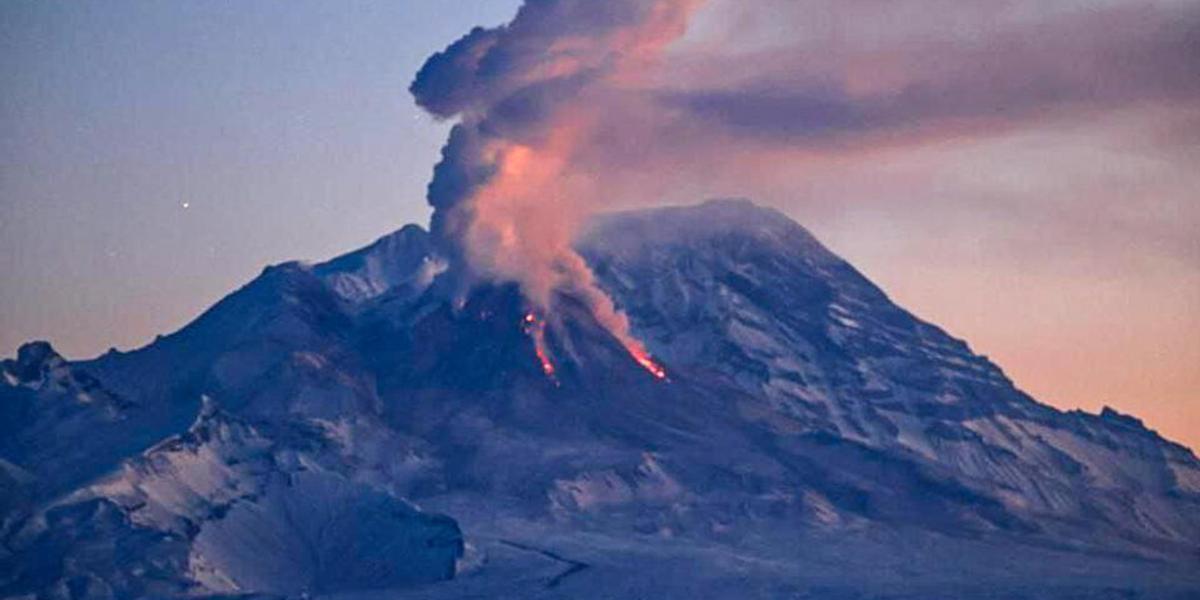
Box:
[411,0,702,372]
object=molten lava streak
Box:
[628,346,668,380]
[523,313,556,378]
[522,313,666,382]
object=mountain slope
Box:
[582,200,1200,552]
[2,199,1197,599]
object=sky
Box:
[1,1,1197,449]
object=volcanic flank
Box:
[2,199,1199,599]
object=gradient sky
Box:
[2,1,1197,449]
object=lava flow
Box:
[628,345,668,380]
[522,313,556,378]
[522,312,666,382]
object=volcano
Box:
[2,199,1198,599]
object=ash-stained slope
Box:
[2,199,1198,599]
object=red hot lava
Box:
[522,312,666,381]
[630,348,668,380]
[522,313,556,377]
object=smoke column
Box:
[411,0,701,376]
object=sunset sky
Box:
[2,1,1197,448]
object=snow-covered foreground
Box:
[3,200,1198,598]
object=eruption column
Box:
[411,0,700,381]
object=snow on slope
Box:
[2,199,1198,599]
[2,395,462,598]
[582,199,1200,549]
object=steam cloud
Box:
[411,0,702,368]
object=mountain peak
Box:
[314,223,442,302]
[1100,405,1149,430]
[580,198,835,267]
[591,197,800,234]
[2,341,66,386]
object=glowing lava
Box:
[534,337,556,377]
[522,312,664,382]
[628,346,668,380]
[523,313,556,378]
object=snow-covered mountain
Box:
[2,199,1198,599]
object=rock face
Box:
[2,199,1198,599]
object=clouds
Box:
[414,0,1200,229]
[410,0,1200,283]
[509,0,1200,276]
[664,1,1200,147]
